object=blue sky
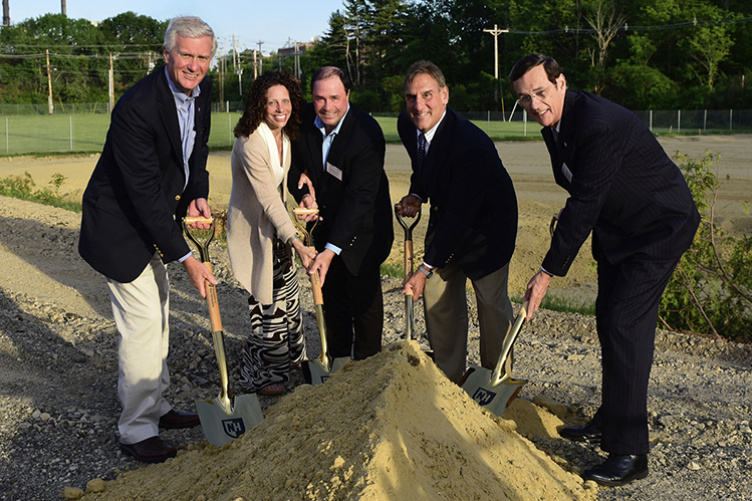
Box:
[8,0,346,53]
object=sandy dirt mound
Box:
[77,342,594,501]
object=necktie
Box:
[416,133,426,174]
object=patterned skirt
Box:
[238,247,306,392]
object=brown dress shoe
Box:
[158,409,200,429]
[119,437,176,463]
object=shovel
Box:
[183,216,264,446]
[459,301,529,415]
[394,203,421,340]
[292,208,350,385]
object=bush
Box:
[660,152,752,342]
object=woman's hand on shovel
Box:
[182,256,218,298]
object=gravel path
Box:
[0,194,750,501]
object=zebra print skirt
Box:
[238,248,306,392]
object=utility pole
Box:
[108,52,114,113]
[61,0,66,16]
[483,24,509,117]
[46,50,54,115]
[3,0,10,26]
[217,46,224,104]
[256,41,264,75]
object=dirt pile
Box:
[76,342,594,501]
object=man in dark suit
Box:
[396,60,518,383]
[510,53,700,486]
[288,66,393,360]
[78,16,217,463]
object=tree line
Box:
[1,1,750,112]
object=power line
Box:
[506,16,752,36]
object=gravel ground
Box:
[0,194,750,501]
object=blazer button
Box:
[175,195,181,201]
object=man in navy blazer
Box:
[397,60,518,383]
[288,66,393,361]
[510,53,700,486]
[79,16,217,463]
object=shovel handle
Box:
[489,301,529,387]
[184,216,214,225]
[203,262,223,332]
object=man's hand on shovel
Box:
[403,269,428,301]
[523,269,552,321]
[396,194,422,218]
[183,256,218,299]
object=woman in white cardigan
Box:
[226,71,315,395]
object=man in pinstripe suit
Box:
[510,53,700,486]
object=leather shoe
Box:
[158,409,200,429]
[559,419,602,442]
[119,436,176,463]
[583,454,649,486]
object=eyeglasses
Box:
[517,84,554,105]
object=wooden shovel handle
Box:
[184,216,214,225]
[202,261,223,332]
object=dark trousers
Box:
[594,255,681,455]
[321,257,383,360]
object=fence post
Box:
[487,110,490,135]
[5,117,8,154]
[678,110,681,134]
[704,110,707,131]
[649,110,653,132]
[523,109,527,137]
[730,109,733,131]
[69,116,73,151]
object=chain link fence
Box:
[1,103,750,156]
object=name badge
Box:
[562,162,573,183]
[326,162,343,181]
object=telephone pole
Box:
[483,24,509,117]
[46,50,54,115]
[256,41,264,75]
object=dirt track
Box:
[2,134,750,309]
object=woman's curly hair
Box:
[233,70,304,140]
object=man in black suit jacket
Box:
[510,53,700,486]
[78,17,217,463]
[288,66,393,360]
[397,61,518,383]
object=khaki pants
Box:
[423,261,514,382]
[107,253,172,444]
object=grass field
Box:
[1,111,749,156]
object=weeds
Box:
[660,152,752,342]
[0,171,81,212]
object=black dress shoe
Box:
[158,409,200,429]
[583,454,649,486]
[559,419,602,442]
[119,437,177,463]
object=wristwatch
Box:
[418,263,433,279]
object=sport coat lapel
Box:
[156,71,184,169]
[421,109,454,195]
[325,107,354,171]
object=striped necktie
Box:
[416,133,426,173]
